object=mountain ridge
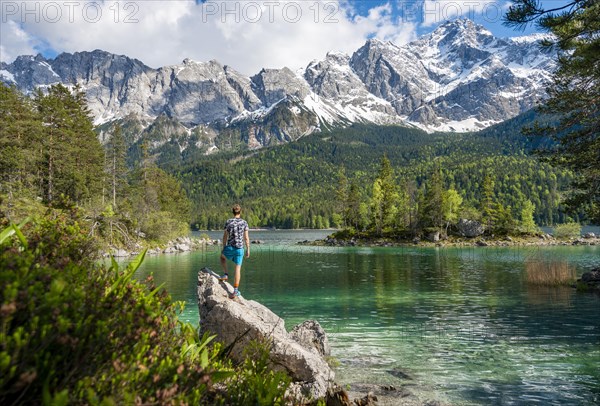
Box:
[0,18,555,151]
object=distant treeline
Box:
[164,116,581,230]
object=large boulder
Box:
[457,219,485,238]
[197,269,335,403]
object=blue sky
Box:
[349,0,542,36]
[0,1,564,74]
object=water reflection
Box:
[136,235,600,405]
[526,285,575,308]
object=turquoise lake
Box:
[133,230,600,405]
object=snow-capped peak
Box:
[0,17,557,144]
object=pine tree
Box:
[335,167,348,228]
[505,0,600,222]
[346,180,362,230]
[0,83,44,197]
[34,84,104,204]
[423,165,444,230]
[481,174,498,232]
[394,183,410,231]
[106,124,128,208]
[370,155,398,235]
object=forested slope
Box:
[166,111,577,230]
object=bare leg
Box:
[220,254,229,274]
[234,264,242,288]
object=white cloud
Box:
[0,0,418,74]
[0,20,39,62]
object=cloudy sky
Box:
[1,0,559,75]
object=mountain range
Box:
[0,18,555,152]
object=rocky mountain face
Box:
[1,18,555,152]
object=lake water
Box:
[133,230,600,405]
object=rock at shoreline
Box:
[289,320,331,358]
[425,231,440,242]
[104,235,218,257]
[111,248,129,257]
[457,219,484,238]
[175,243,191,252]
[577,268,600,292]
[197,269,335,403]
[163,246,177,254]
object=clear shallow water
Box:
[133,231,600,405]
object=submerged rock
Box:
[197,268,335,403]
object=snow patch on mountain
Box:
[0,70,15,82]
[0,18,557,149]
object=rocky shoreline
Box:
[197,267,450,406]
[105,235,221,258]
[305,232,600,249]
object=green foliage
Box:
[422,165,445,230]
[494,204,520,236]
[505,0,600,222]
[442,189,463,233]
[1,83,193,249]
[169,117,578,230]
[480,173,498,230]
[519,200,539,234]
[142,210,190,242]
[370,155,399,235]
[117,164,192,244]
[220,340,291,406]
[0,211,289,405]
[0,213,214,404]
[553,222,582,239]
[0,84,44,198]
[34,84,105,204]
[105,124,128,208]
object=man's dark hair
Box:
[232,204,241,215]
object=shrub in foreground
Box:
[0,209,289,404]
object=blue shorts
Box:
[222,246,245,266]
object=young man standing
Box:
[220,204,250,298]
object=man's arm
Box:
[244,229,250,258]
[222,230,228,251]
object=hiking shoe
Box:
[218,274,228,281]
[229,290,241,299]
